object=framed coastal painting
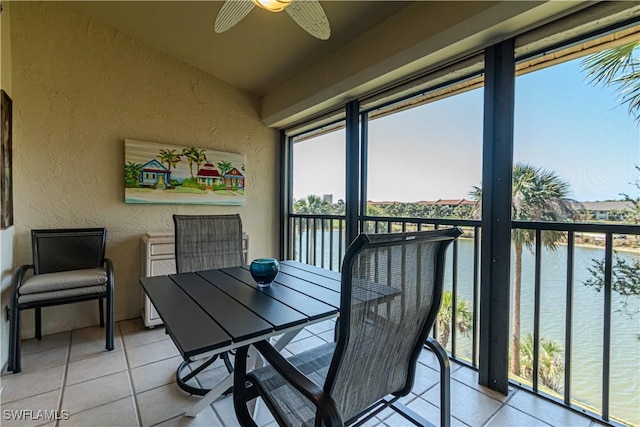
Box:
[124,139,245,205]
[1,90,13,229]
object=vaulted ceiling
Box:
[66,1,592,127]
[67,1,411,96]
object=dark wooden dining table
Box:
[139,259,399,417]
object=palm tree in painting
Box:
[157,149,182,179]
[436,291,472,349]
[181,147,199,178]
[471,163,575,375]
[124,161,143,188]
[519,333,564,392]
[217,160,233,182]
[193,149,208,175]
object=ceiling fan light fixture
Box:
[251,0,291,13]
[215,0,330,40]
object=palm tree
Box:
[519,333,564,393]
[471,163,575,375]
[582,43,640,333]
[583,42,640,220]
[581,41,640,122]
[331,199,345,215]
[582,42,640,224]
[436,291,473,349]
[293,195,332,215]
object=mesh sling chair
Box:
[234,227,462,427]
[173,214,245,395]
[8,228,114,373]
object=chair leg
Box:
[8,304,21,373]
[106,294,114,351]
[35,307,42,340]
[99,298,105,328]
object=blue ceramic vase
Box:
[250,258,279,288]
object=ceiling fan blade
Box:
[214,0,255,34]
[285,0,331,40]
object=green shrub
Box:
[180,178,205,190]
[124,178,139,188]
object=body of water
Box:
[293,231,640,425]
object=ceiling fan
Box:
[214,0,331,40]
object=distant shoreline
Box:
[457,235,640,254]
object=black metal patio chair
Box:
[233,227,462,427]
[173,213,245,395]
[8,228,114,373]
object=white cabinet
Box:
[141,232,176,327]
[141,231,249,328]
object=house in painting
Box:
[223,168,244,189]
[196,163,222,189]
[140,159,170,189]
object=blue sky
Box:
[293,54,640,203]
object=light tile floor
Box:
[1,318,603,427]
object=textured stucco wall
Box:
[9,2,278,339]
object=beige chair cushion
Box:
[19,268,107,295]
[18,285,107,304]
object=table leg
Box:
[185,327,306,417]
[272,329,303,352]
[185,346,260,417]
[185,373,233,417]
[246,345,260,416]
[247,328,304,373]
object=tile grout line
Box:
[449,376,503,427]
[53,328,72,427]
[12,321,600,427]
[500,390,557,427]
[479,400,507,427]
[120,322,145,427]
[479,388,545,427]
[54,327,121,423]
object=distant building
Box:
[369,198,475,207]
[386,199,476,207]
[323,194,333,204]
[429,199,475,208]
[580,201,633,221]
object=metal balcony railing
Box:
[287,213,640,426]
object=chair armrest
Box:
[12,265,34,292]
[238,340,343,426]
